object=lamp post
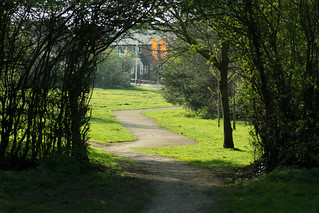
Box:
[135,44,138,86]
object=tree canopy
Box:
[1,0,318,172]
[153,0,319,171]
[0,0,167,169]
[178,0,319,171]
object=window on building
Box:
[140,61,144,74]
[132,46,140,54]
[150,64,154,70]
[117,46,123,54]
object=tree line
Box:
[155,0,319,171]
[1,0,318,172]
[0,0,165,169]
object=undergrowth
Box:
[0,147,151,213]
[220,167,319,213]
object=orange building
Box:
[116,30,168,83]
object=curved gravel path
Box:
[90,108,223,213]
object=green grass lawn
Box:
[139,109,319,212]
[221,167,319,213]
[0,147,152,213]
[138,109,254,168]
[89,87,173,143]
[0,86,169,213]
[2,87,316,212]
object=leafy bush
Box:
[234,1,319,170]
[95,50,135,88]
[161,52,218,117]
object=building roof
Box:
[116,30,165,46]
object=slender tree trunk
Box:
[191,39,234,148]
[218,42,234,148]
[0,132,10,166]
[219,71,234,148]
[217,81,221,127]
[68,60,89,161]
[233,87,236,130]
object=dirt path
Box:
[90,108,223,213]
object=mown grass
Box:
[138,108,254,168]
[139,108,319,212]
[3,87,315,212]
[0,147,152,213]
[0,86,167,212]
[89,87,173,143]
[221,167,319,213]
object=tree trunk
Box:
[68,63,89,162]
[218,42,234,149]
[217,81,221,128]
[233,88,236,130]
[219,72,234,148]
[192,40,234,148]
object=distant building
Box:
[115,30,168,83]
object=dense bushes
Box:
[231,0,319,170]
[0,2,93,168]
[160,0,319,171]
[161,52,218,117]
[0,0,164,169]
[95,50,134,88]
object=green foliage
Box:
[0,0,169,168]
[176,0,319,170]
[95,49,135,88]
[89,87,173,143]
[0,147,151,212]
[161,52,218,117]
[153,1,239,148]
[222,167,319,213]
[229,0,319,170]
[138,109,253,167]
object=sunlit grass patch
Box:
[90,87,172,111]
[89,87,173,143]
[88,146,138,169]
[137,109,254,168]
[90,109,136,143]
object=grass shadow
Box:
[95,85,158,92]
[231,148,245,152]
[189,159,249,168]
[0,148,151,213]
[90,117,117,124]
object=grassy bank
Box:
[3,87,316,212]
[139,109,254,168]
[140,108,319,212]
[0,147,151,213]
[1,86,169,212]
[222,167,319,213]
[89,87,173,143]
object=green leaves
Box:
[232,0,319,170]
[0,0,169,168]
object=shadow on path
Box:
[89,108,223,213]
